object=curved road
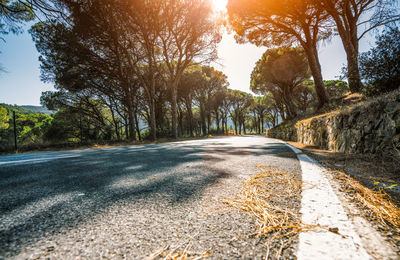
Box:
[0,136,392,259]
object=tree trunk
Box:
[261,115,264,133]
[200,103,207,136]
[134,111,141,141]
[304,44,328,109]
[343,40,362,93]
[127,102,136,141]
[207,111,211,135]
[282,91,297,120]
[178,105,184,137]
[234,120,237,135]
[187,101,194,137]
[149,98,156,140]
[171,80,179,139]
[124,116,129,140]
[110,106,120,141]
[215,110,220,134]
[328,7,362,93]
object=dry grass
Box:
[332,170,400,230]
[224,168,317,258]
[145,243,211,260]
[288,141,400,197]
[292,89,400,128]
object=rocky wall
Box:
[267,91,400,158]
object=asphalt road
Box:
[0,136,304,259]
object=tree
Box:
[251,47,311,119]
[220,88,233,134]
[29,0,226,142]
[154,0,221,138]
[0,0,34,70]
[228,0,330,108]
[201,66,229,135]
[314,0,400,93]
[250,96,270,133]
[229,90,252,134]
[324,80,350,98]
[293,81,317,113]
[41,90,119,142]
[178,67,204,136]
[0,106,9,129]
[210,85,228,134]
[359,27,400,96]
[0,0,34,39]
[261,93,280,127]
[191,66,227,136]
[31,1,147,141]
[1,0,65,40]
[82,0,222,139]
[43,108,78,143]
[16,113,52,145]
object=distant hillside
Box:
[20,105,54,115]
[0,104,54,115]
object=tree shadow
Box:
[0,138,298,257]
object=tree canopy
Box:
[227,0,331,108]
[251,47,311,119]
[0,106,9,129]
[313,0,400,93]
[360,27,400,96]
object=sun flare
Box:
[212,0,228,12]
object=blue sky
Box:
[0,23,375,106]
[0,23,54,106]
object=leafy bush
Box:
[360,27,400,96]
[324,80,350,99]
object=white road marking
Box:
[280,141,370,260]
[0,138,220,166]
[0,155,80,166]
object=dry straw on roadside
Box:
[332,170,400,230]
[224,167,317,258]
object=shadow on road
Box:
[0,139,297,257]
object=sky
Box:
[0,0,375,106]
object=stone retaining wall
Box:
[267,90,400,158]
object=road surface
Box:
[0,136,395,259]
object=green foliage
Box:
[324,80,350,99]
[0,106,9,129]
[0,103,55,151]
[227,0,331,107]
[293,81,317,113]
[251,47,311,119]
[16,113,52,145]
[360,27,400,96]
[44,109,79,142]
[0,0,34,39]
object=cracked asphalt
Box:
[0,136,303,259]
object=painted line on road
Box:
[279,141,370,259]
[0,155,80,166]
[0,137,219,166]
[0,144,200,166]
